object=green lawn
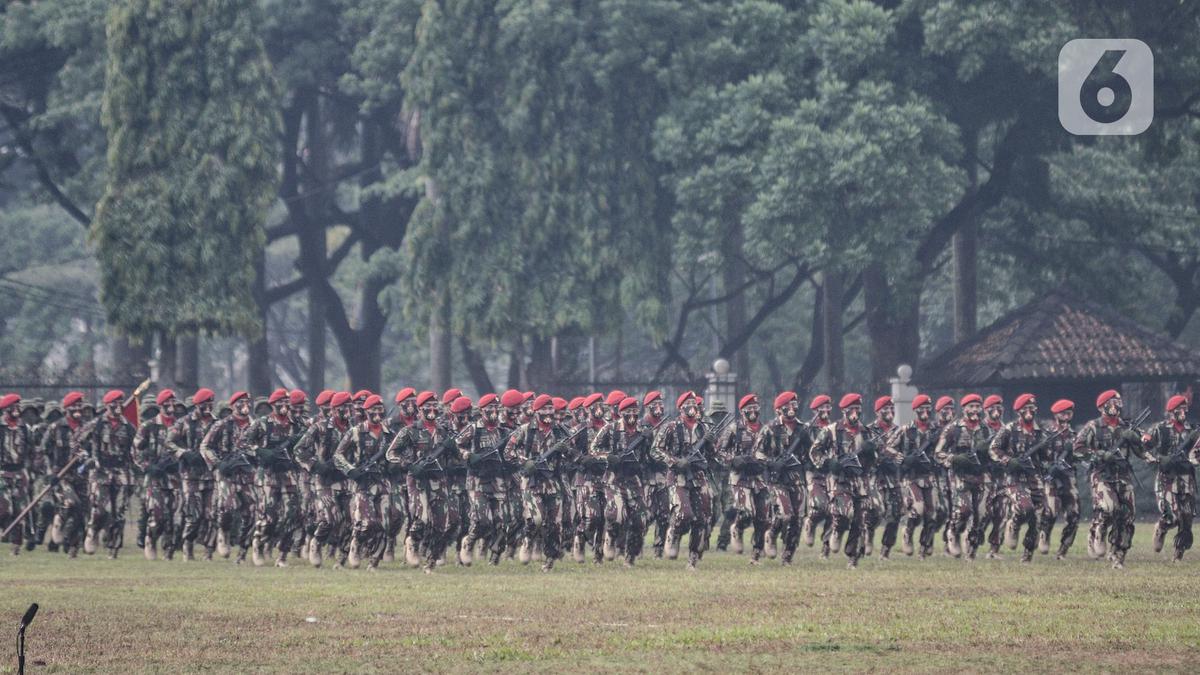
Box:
[3,527,1199,673]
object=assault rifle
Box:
[681,410,736,472]
[529,424,590,476]
[834,427,887,475]
[769,424,813,481]
[409,434,460,478]
[606,415,673,469]
[1011,426,1067,473]
[900,430,938,471]
[1160,429,1198,473]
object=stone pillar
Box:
[705,358,738,420]
[891,364,919,426]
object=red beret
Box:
[774,391,797,409]
[583,393,604,408]
[522,391,535,401]
[606,390,627,407]
[500,390,525,409]
[532,394,554,411]
[289,390,307,406]
[0,393,20,410]
[1095,389,1119,408]
[552,397,567,411]
[192,388,215,405]
[314,390,334,406]
[354,390,372,402]
[568,396,585,411]
[62,391,85,407]
[394,387,415,404]
[643,391,662,406]
[983,395,1003,409]
[364,395,384,410]
[618,397,639,412]
[912,394,932,410]
[874,395,893,413]
[676,390,697,409]
[478,393,499,408]
[331,391,352,407]
[960,394,982,407]
[935,396,955,411]
[415,391,437,407]
[809,394,832,410]
[441,388,462,404]
[738,394,759,410]
[1050,399,1074,414]
[155,389,177,406]
[1013,393,1035,411]
[839,393,862,409]
[450,396,472,414]
[268,388,289,404]
[229,391,249,405]
[1166,394,1189,412]
[103,390,124,405]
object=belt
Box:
[1,462,23,472]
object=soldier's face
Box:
[621,410,638,426]
[3,406,18,422]
[963,403,982,421]
[986,404,1003,421]
[160,396,177,412]
[1019,404,1037,423]
[680,402,699,419]
[400,401,416,418]
[781,401,798,419]
[537,405,555,425]
[938,406,955,423]
[915,404,932,422]
[742,403,760,423]
[290,403,306,418]
[1055,410,1073,425]
[843,405,861,424]
[649,401,664,418]
[555,410,567,423]
[421,403,439,421]
[334,403,350,422]
[234,399,251,418]
[1173,405,1188,422]
[196,401,214,418]
[367,405,385,424]
[589,403,606,420]
[67,403,83,421]
[481,404,500,424]
[815,404,832,421]
[879,404,895,424]
[1103,396,1123,417]
[106,402,122,417]
[272,401,289,417]
[319,404,332,418]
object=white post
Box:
[891,364,919,426]
[705,358,737,417]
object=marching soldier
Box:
[75,390,135,559]
[641,391,671,558]
[0,394,31,555]
[445,395,473,565]
[589,396,652,567]
[763,392,809,565]
[810,394,878,568]
[934,394,990,560]
[1141,395,1196,561]
[881,394,943,559]
[243,388,302,567]
[505,394,569,572]
[649,391,717,570]
[386,391,459,572]
[717,394,772,564]
[456,393,512,566]
[1039,399,1080,559]
[384,387,417,563]
[934,396,957,555]
[167,387,218,561]
[294,390,352,567]
[335,394,396,570]
[20,399,48,551]
[1074,389,1146,569]
[988,394,1049,563]
[571,392,608,563]
[200,391,257,563]
[865,396,900,559]
[40,392,88,556]
[802,394,834,555]
[981,395,1006,559]
[132,391,181,560]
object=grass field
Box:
[3,526,1199,673]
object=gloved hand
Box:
[346,467,363,481]
[521,459,537,475]
[1120,428,1142,444]
[900,454,919,470]
[951,454,975,471]
[821,457,837,474]
[730,456,746,470]
[467,452,482,467]
[256,446,278,465]
[1006,458,1023,471]
[673,458,691,472]
[47,474,60,487]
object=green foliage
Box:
[92,0,280,338]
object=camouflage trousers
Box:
[1089,476,1135,560]
[51,478,88,551]
[254,471,300,556]
[309,482,348,548]
[804,471,832,550]
[406,475,459,567]
[715,475,736,550]
[603,480,645,564]
[1040,476,1080,557]
[463,488,507,561]
[574,480,605,562]
[1152,481,1193,558]
[982,475,1006,553]
[899,476,943,556]
[866,475,902,555]
[0,470,29,547]
[645,481,670,555]
[503,477,524,553]
[180,479,215,550]
[766,480,805,563]
[87,479,131,553]
[142,480,178,553]
[1000,474,1043,556]
[948,480,987,556]
[214,474,257,552]
[558,479,575,556]
[296,472,314,546]
[348,483,387,565]
[666,481,712,562]
[522,489,562,562]
[730,483,770,558]
[829,478,869,562]
[384,476,409,557]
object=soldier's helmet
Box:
[43,403,64,424]
[140,395,160,421]
[20,400,43,424]
[217,401,233,419]
[253,396,271,417]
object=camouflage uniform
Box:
[864,419,901,558]
[243,414,302,565]
[717,419,772,562]
[334,421,396,569]
[167,411,217,560]
[386,421,460,570]
[1073,417,1143,567]
[39,417,88,554]
[572,420,609,563]
[802,418,834,555]
[456,421,512,565]
[641,413,671,558]
[1039,419,1081,558]
[132,412,180,559]
[200,416,257,561]
[934,420,991,559]
[293,414,350,566]
[74,412,135,557]
[980,419,1007,557]
[649,416,716,568]
[810,420,876,566]
[1143,419,1196,560]
[590,418,652,565]
[988,420,1050,562]
[881,420,943,558]
[762,418,809,564]
[0,416,31,553]
[505,421,567,571]
[22,405,50,551]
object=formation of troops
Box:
[1,383,1197,572]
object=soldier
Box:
[802,394,834,555]
[1074,389,1146,568]
[200,391,257,563]
[865,395,901,559]
[133,390,181,560]
[569,392,608,563]
[641,391,671,558]
[498,390,527,560]
[552,396,576,558]
[810,394,878,568]
[385,387,417,562]
[933,395,957,555]
[445,395,473,565]
[988,393,1050,563]
[881,394,943,559]
[568,397,587,428]
[73,390,135,558]
[1039,399,1080,559]
[167,387,218,561]
[0,394,31,555]
[39,392,88,556]
[934,394,990,560]
[242,388,301,567]
[763,391,809,565]
[386,390,459,572]
[441,389,463,420]
[456,393,512,566]
[1142,395,1196,562]
[715,394,772,563]
[335,394,395,569]
[20,399,47,551]
[505,394,570,572]
[29,402,63,552]
[587,397,650,567]
[980,394,1007,559]
[552,397,569,425]
[294,390,352,568]
[289,389,314,558]
[649,391,718,570]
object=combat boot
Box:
[572,534,586,563]
[749,549,761,565]
[518,539,532,564]
[217,530,231,558]
[533,539,546,562]
[1020,549,1032,563]
[820,541,830,559]
[880,545,891,561]
[802,518,815,547]
[864,529,875,557]
[184,541,195,562]
[1152,521,1166,553]
[986,543,1002,560]
[1004,520,1018,550]
[83,527,98,554]
[602,533,616,561]
[458,536,473,566]
[348,540,362,569]
[901,527,914,556]
[1173,550,1184,563]
[1111,549,1125,570]
[383,539,396,564]
[829,529,843,554]
[687,551,699,571]
[947,530,962,557]
[1091,535,1107,558]
[488,550,501,566]
[144,536,158,561]
[731,526,744,554]
[664,529,679,560]
[251,536,266,566]
[653,544,664,559]
[540,559,554,573]
[1038,530,1050,554]
[275,550,289,568]
[307,538,322,567]
[764,533,777,559]
[404,536,420,567]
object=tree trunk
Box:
[158,331,177,389]
[177,335,199,392]
[112,334,151,386]
[248,249,272,394]
[429,288,453,391]
[526,335,554,391]
[821,269,845,393]
[953,129,980,342]
[343,334,381,393]
[300,90,328,392]
[722,222,750,390]
[460,336,494,394]
[864,263,921,395]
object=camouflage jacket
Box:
[166,413,216,482]
[199,416,254,478]
[810,420,873,495]
[133,415,179,487]
[572,420,609,485]
[72,414,135,483]
[334,422,395,488]
[38,418,82,477]
[717,421,770,490]
[989,419,1051,477]
[589,418,649,487]
[294,415,350,487]
[765,418,810,486]
[0,420,30,472]
[649,418,714,488]
[865,420,899,484]
[1143,419,1196,494]
[505,421,567,494]
[1073,416,1143,484]
[881,421,940,480]
[243,414,301,474]
[386,420,455,481]
[934,420,990,486]
[456,420,511,492]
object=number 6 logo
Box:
[1058,39,1153,136]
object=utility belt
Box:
[0,462,23,472]
[97,456,124,470]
